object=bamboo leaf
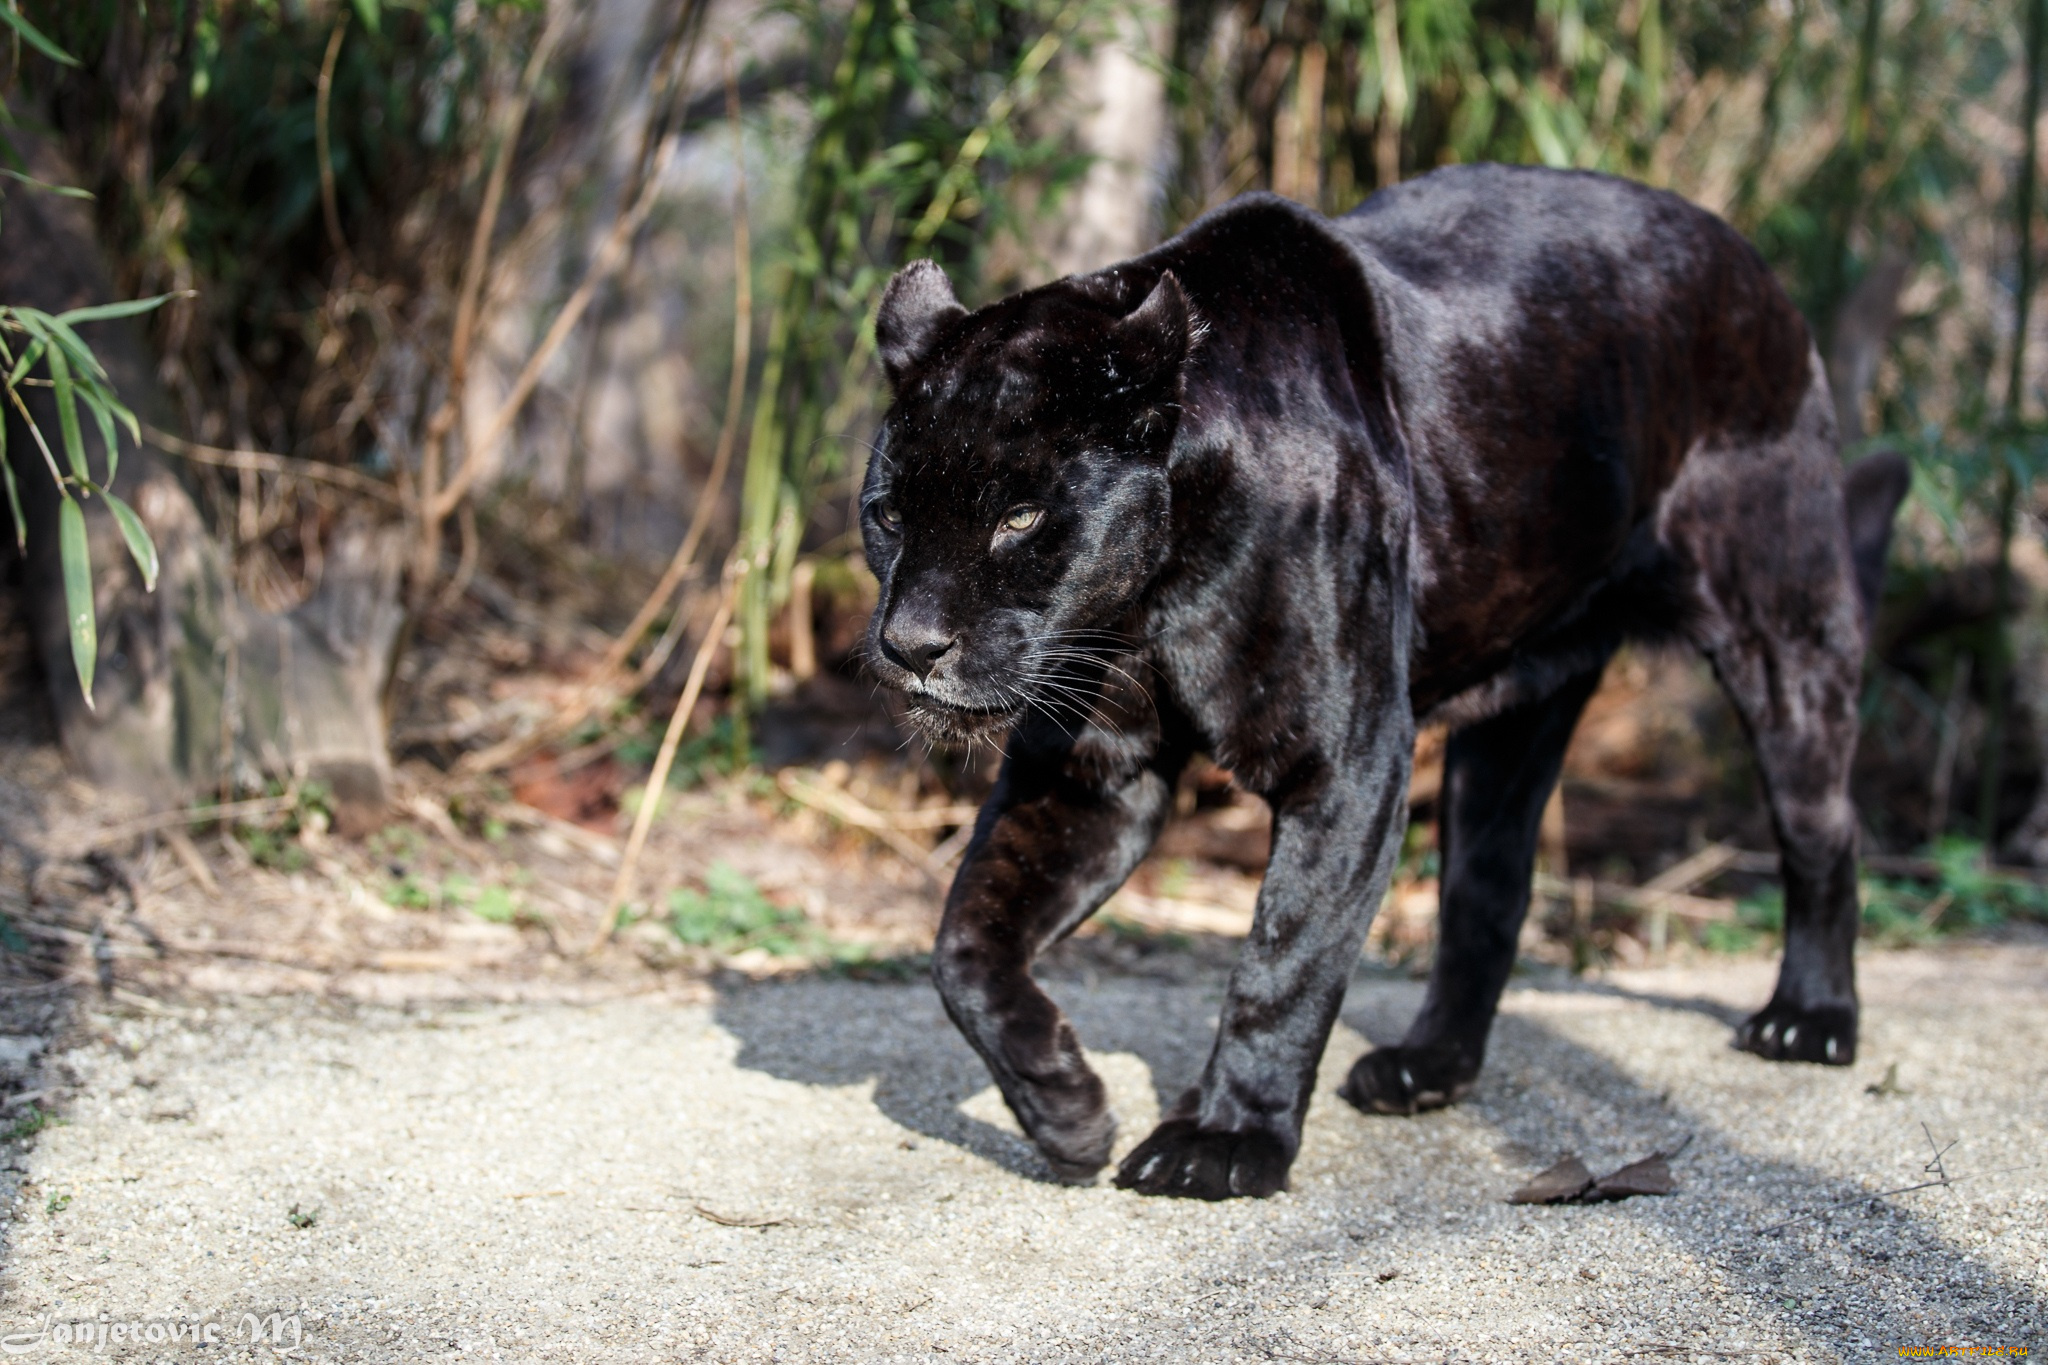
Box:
[0,168,92,198]
[102,490,158,592]
[0,5,80,67]
[7,332,46,388]
[82,384,119,484]
[44,342,88,482]
[351,0,380,35]
[39,313,110,379]
[110,396,140,447]
[56,497,96,707]
[53,292,186,325]
[0,410,20,551]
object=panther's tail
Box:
[1843,449,1912,627]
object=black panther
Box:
[858,164,1909,1201]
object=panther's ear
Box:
[876,260,967,390]
[1107,271,1195,393]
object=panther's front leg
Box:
[933,735,1188,1179]
[1115,721,1414,1200]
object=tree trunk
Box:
[1,129,399,832]
[1045,9,1171,279]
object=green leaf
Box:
[7,335,46,389]
[44,342,88,482]
[351,0,380,35]
[111,396,139,448]
[40,314,110,379]
[81,383,118,484]
[0,5,80,67]
[53,292,185,325]
[0,411,21,550]
[0,168,92,198]
[57,497,95,707]
[102,491,158,592]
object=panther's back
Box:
[1325,164,1819,704]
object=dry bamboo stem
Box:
[410,10,572,590]
[589,49,753,680]
[430,143,675,524]
[456,63,753,775]
[315,15,350,258]
[144,425,401,502]
[589,562,745,952]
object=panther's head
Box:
[860,261,1198,743]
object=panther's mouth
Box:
[901,692,1023,743]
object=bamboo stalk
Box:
[1372,0,1407,188]
[590,562,745,952]
[1978,0,2046,845]
[592,47,753,683]
[315,14,350,259]
[429,145,675,523]
[452,56,753,776]
[410,10,571,593]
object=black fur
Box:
[862,165,1904,1199]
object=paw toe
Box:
[1736,1003,1856,1066]
[1112,1121,1290,1200]
[1338,1046,1474,1116]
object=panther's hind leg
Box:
[1664,378,1874,1067]
[1340,661,1608,1116]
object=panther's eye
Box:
[872,498,902,533]
[1001,505,1044,534]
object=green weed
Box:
[1397,822,1440,882]
[235,822,306,873]
[381,871,531,924]
[822,950,931,983]
[44,1193,69,1215]
[5,1106,63,1142]
[470,884,519,923]
[1858,881,1939,948]
[1920,837,2048,928]
[667,863,846,960]
[668,864,812,954]
[1096,914,1192,951]
[382,873,434,911]
[225,779,333,872]
[1700,839,2048,954]
[369,826,426,863]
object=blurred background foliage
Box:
[732,0,1119,707]
[33,0,552,456]
[2,0,2046,901]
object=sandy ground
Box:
[0,938,2040,1363]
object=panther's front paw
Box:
[1337,1043,1477,1116]
[1028,1104,1118,1182]
[1735,1000,1856,1065]
[1112,1119,1291,1200]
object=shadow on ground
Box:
[716,954,2045,1354]
[711,950,1231,1182]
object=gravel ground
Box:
[0,940,2041,1363]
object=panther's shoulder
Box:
[1127,191,1357,284]
[1079,192,1374,344]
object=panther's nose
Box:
[881,623,956,680]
